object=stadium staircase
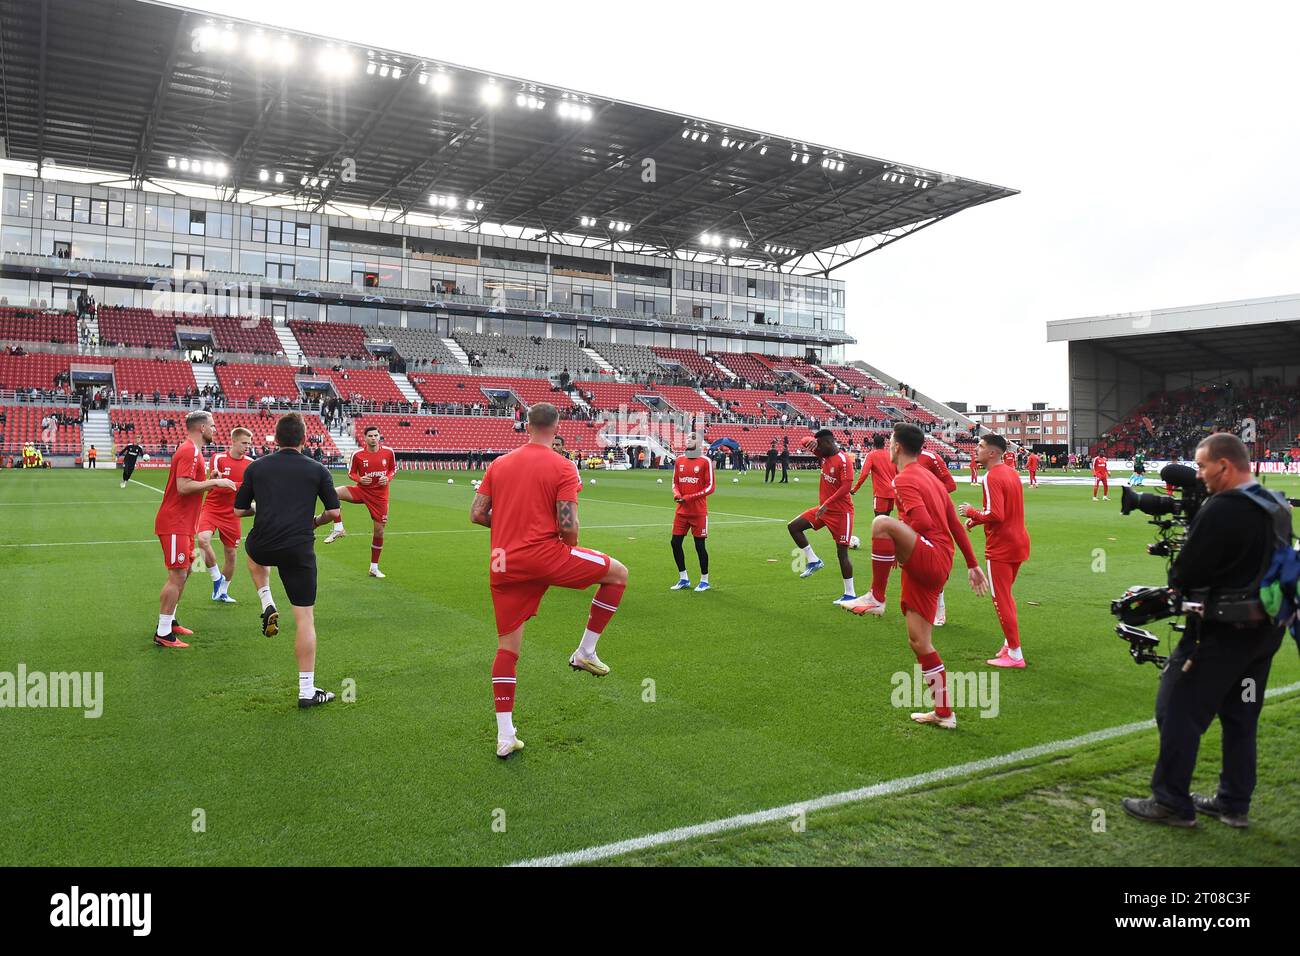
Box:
[581,346,616,375]
[389,372,422,405]
[82,315,100,353]
[332,423,360,461]
[191,363,218,392]
[83,409,111,461]
[274,324,303,362]
[707,355,738,380]
[441,338,470,367]
[694,387,723,411]
[569,390,593,415]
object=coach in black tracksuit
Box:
[233,412,341,709]
[119,442,145,486]
[1123,434,1288,829]
[779,438,790,483]
[765,442,778,483]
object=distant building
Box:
[968,402,1069,447]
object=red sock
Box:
[870,536,895,602]
[586,583,625,635]
[918,650,951,717]
[371,536,382,565]
[492,649,517,714]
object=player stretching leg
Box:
[1092,452,1110,501]
[151,411,237,648]
[670,432,715,592]
[959,433,1031,668]
[916,446,958,627]
[325,425,396,578]
[786,429,857,606]
[470,403,629,759]
[196,427,252,603]
[855,424,987,727]
[844,432,896,616]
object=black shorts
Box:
[122,458,137,480]
[246,541,318,607]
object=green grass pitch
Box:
[1,466,1297,866]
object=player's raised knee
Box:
[605,557,629,585]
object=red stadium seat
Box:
[0,404,83,456]
[0,309,77,345]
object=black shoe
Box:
[1192,792,1249,828]
[1121,796,1196,827]
[261,605,279,637]
[298,689,335,709]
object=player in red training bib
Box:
[959,433,1032,669]
[196,426,253,604]
[848,433,897,615]
[151,410,238,648]
[787,428,858,607]
[325,424,396,578]
[1026,450,1040,488]
[669,432,715,592]
[1092,453,1110,501]
[470,403,630,760]
[854,423,987,729]
[969,455,980,484]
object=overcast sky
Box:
[193,0,1300,409]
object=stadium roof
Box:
[0,0,1017,276]
[1046,293,1300,373]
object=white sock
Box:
[679,569,689,581]
[802,545,819,563]
[496,712,516,740]
[938,591,946,609]
[700,573,709,584]
[1008,645,1024,661]
[370,562,379,572]
[333,521,344,533]
[258,586,274,612]
[156,613,174,637]
[843,577,855,596]
[579,628,600,656]
[208,565,223,582]
[299,672,314,699]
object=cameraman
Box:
[1123,433,1287,828]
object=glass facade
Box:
[0,175,848,361]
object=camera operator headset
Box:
[1122,433,1290,829]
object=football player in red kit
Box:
[854,423,987,728]
[1027,451,1040,488]
[969,457,980,485]
[787,429,858,606]
[1003,449,1017,470]
[669,432,715,592]
[959,433,1031,668]
[847,433,897,615]
[470,403,629,759]
[1092,453,1110,501]
[325,424,396,577]
[196,426,253,603]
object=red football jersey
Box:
[350,446,397,494]
[204,451,252,513]
[918,449,957,493]
[1003,451,1016,469]
[968,462,1030,563]
[818,449,855,514]
[154,438,206,535]
[672,455,714,513]
[893,460,978,568]
[1028,453,1040,472]
[853,447,896,496]
[1093,455,1108,477]
[478,442,582,556]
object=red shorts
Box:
[799,506,854,546]
[873,496,894,515]
[899,535,952,623]
[344,487,389,523]
[159,533,194,571]
[197,506,241,546]
[672,507,708,538]
[490,544,611,636]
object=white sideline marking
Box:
[0,518,774,549]
[130,479,164,494]
[509,680,1300,868]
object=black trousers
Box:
[765,462,776,483]
[1151,623,1285,817]
[780,463,789,483]
[122,458,137,482]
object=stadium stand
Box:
[324,368,408,405]
[377,328,463,368]
[768,390,836,419]
[764,355,834,383]
[453,332,600,376]
[708,387,779,419]
[0,352,112,393]
[409,373,575,410]
[649,347,720,379]
[0,404,84,455]
[288,319,371,360]
[590,342,663,376]
[97,306,179,350]
[348,413,610,456]
[0,309,77,345]
[214,363,302,402]
[111,358,198,398]
[711,352,781,385]
[178,314,283,354]
[823,365,885,390]
[109,408,339,458]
